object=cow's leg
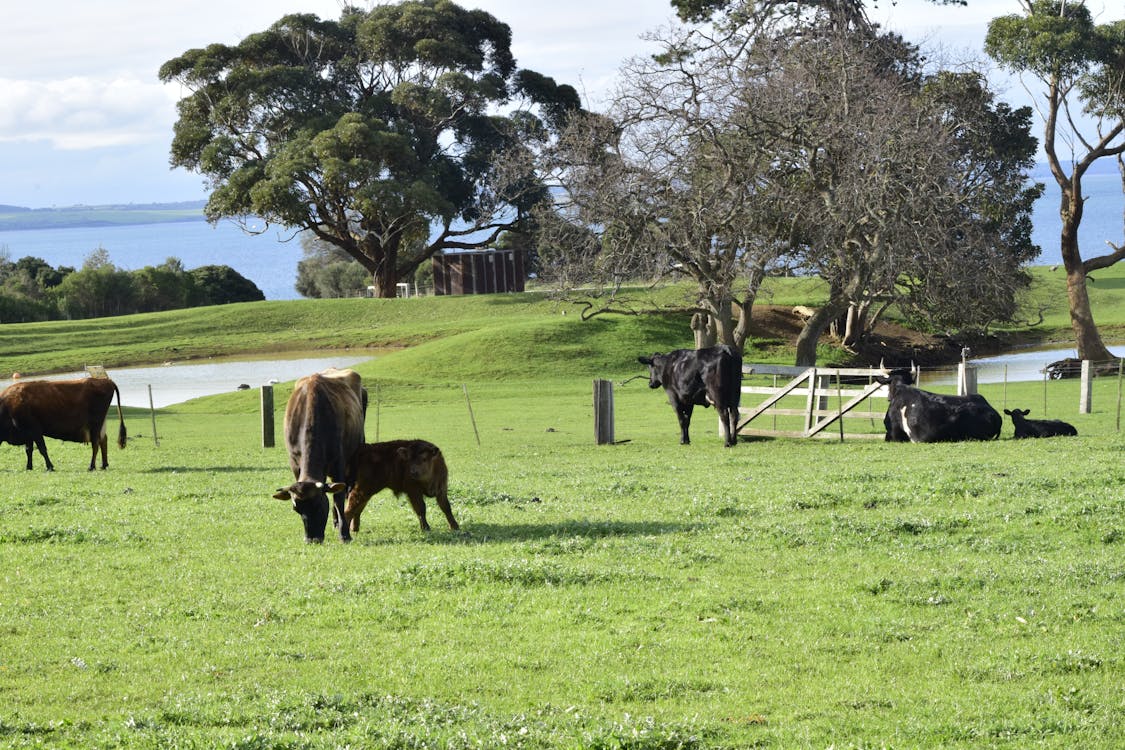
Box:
[722,407,738,447]
[331,486,351,542]
[406,490,431,531]
[98,429,109,470]
[344,487,372,533]
[676,403,694,445]
[435,490,459,531]
[24,443,34,471]
[89,431,108,471]
[31,438,53,471]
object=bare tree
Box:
[987,0,1125,361]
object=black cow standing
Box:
[638,345,742,447]
[1004,408,1077,438]
[874,364,1001,443]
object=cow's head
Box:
[874,359,918,387]
[399,443,441,486]
[273,480,346,543]
[1003,408,1030,419]
[637,354,667,389]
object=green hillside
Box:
[1,264,1123,384]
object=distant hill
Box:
[0,201,208,231]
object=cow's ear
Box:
[1003,409,1012,415]
[273,489,292,501]
[325,482,346,493]
[396,447,411,461]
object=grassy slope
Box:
[0,266,1122,747]
[5,264,1123,381]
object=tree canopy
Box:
[159,0,582,297]
[533,0,1040,363]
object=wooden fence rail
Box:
[737,364,889,441]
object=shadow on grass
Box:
[354,519,704,546]
[139,465,275,474]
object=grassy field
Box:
[0,269,1122,747]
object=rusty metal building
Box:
[432,249,525,296]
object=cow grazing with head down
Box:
[344,439,459,534]
[638,345,742,447]
[1004,408,1077,439]
[272,368,366,543]
[0,377,126,471]
[874,363,1001,443]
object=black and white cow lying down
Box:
[638,345,742,447]
[874,363,1001,443]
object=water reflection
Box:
[0,354,373,408]
[940,345,1125,384]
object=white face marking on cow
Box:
[899,406,915,441]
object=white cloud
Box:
[0,76,176,150]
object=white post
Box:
[957,363,978,396]
[1079,360,1093,414]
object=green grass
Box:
[0,268,1123,747]
[0,375,1121,748]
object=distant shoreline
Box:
[0,201,207,232]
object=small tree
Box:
[53,248,137,319]
[295,235,371,299]
[986,0,1125,361]
[189,266,265,306]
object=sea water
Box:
[0,163,1120,301]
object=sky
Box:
[1,0,1121,208]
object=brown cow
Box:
[0,377,127,471]
[272,368,366,543]
[344,440,459,533]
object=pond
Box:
[969,345,1124,383]
[0,353,374,408]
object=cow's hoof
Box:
[305,537,324,544]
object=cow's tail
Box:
[114,384,127,449]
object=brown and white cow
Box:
[344,439,459,534]
[272,368,366,543]
[0,377,127,471]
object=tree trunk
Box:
[371,269,399,298]
[1059,180,1114,362]
[692,312,717,349]
[794,300,846,366]
[1065,266,1113,361]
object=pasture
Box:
[0,279,1122,747]
[0,371,1121,747]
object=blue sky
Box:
[1,0,1119,208]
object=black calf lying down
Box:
[1004,408,1077,438]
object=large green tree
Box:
[159,1,580,297]
[986,0,1125,362]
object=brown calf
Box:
[0,377,127,471]
[345,440,459,533]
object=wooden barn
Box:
[432,249,525,296]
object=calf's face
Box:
[400,444,441,488]
[273,480,345,543]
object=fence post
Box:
[261,385,275,448]
[1079,360,1092,414]
[594,379,615,445]
[1116,358,1123,431]
[957,362,978,396]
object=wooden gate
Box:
[736,364,888,440]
